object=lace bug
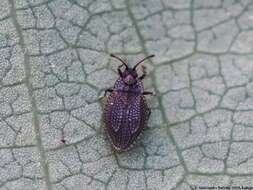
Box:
[103,54,154,151]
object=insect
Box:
[103,54,155,151]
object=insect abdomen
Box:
[104,91,150,151]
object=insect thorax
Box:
[113,78,143,94]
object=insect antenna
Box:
[110,54,128,68]
[133,54,155,70]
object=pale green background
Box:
[0,0,253,189]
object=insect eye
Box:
[132,71,138,78]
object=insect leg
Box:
[118,64,125,77]
[103,88,114,97]
[142,91,154,96]
[148,108,151,117]
[139,65,146,80]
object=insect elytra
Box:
[103,54,154,152]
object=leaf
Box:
[0,0,252,189]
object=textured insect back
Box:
[103,54,155,152]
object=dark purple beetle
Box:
[103,54,154,151]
